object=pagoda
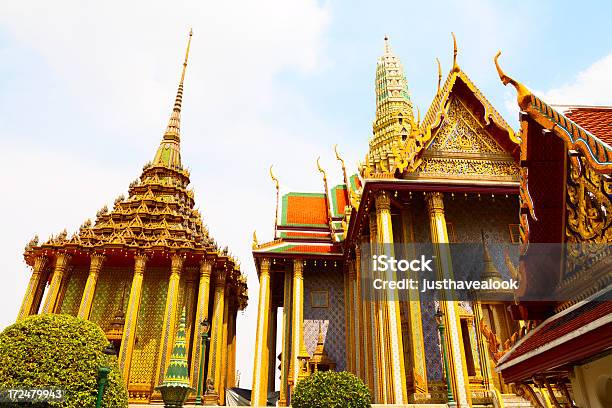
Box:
[251,35,527,407]
[18,30,247,406]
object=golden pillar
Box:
[290,259,306,389]
[399,208,429,398]
[155,254,185,387]
[190,258,214,389]
[41,253,71,314]
[17,256,47,320]
[425,192,471,407]
[219,286,231,404]
[251,258,271,406]
[355,244,369,386]
[346,260,356,374]
[118,253,147,382]
[77,253,106,319]
[368,213,383,402]
[375,191,408,404]
[278,267,293,406]
[208,267,228,401]
[350,258,361,378]
[227,304,237,388]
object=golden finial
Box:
[157,29,193,155]
[269,165,279,191]
[451,32,460,73]
[180,28,193,84]
[436,57,442,95]
[384,35,391,54]
[317,157,332,231]
[494,51,532,110]
[316,156,328,183]
[252,230,258,249]
[269,165,280,237]
[334,144,349,188]
[416,106,421,126]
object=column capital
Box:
[200,258,214,277]
[215,268,228,287]
[134,253,148,273]
[33,256,48,273]
[171,253,185,273]
[260,258,271,272]
[89,253,106,272]
[55,252,72,270]
[375,191,391,213]
[425,192,445,216]
[293,259,304,277]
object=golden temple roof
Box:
[24,31,248,306]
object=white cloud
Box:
[540,53,612,106]
[0,0,332,390]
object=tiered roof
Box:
[24,31,247,307]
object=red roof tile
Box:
[563,106,612,147]
[503,300,612,362]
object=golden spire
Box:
[153,29,193,168]
[451,32,460,73]
[383,35,391,54]
[270,165,280,236]
[436,57,442,96]
[494,51,532,110]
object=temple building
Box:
[17,31,248,406]
[493,56,612,408]
[251,35,528,407]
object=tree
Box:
[0,314,128,407]
[291,371,371,408]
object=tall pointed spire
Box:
[367,36,416,174]
[153,29,193,168]
[375,35,412,115]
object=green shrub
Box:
[291,371,371,408]
[0,314,128,407]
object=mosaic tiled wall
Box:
[129,266,168,386]
[58,267,87,315]
[303,265,346,371]
[89,266,132,331]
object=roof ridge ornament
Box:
[451,32,460,73]
[494,51,532,110]
[270,165,280,237]
[333,144,349,188]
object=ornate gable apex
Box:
[419,68,519,159]
[409,94,520,182]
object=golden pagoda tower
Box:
[18,30,247,406]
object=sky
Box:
[1,0,611,389]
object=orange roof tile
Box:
[281,193,329,227]
[563,106,612,147]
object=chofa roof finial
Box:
[494,51,532,110]
[451,32,459,73]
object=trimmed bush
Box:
[291,371,371,408]
[0,314,128,407]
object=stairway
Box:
[501,393,535,408]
